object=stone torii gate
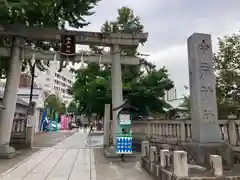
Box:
[0,24,148,155]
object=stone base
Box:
[104,146,136,158]
[141,157,240,180]
[0,145,19,159]
[182,142,234,170]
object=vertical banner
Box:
[55,112,59,132]
[64,115,68,129]
[60,115,65,129]
[49,109,53,132]
[40,108,47,131]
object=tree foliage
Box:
[44,94,66,114]
[72,7,174,118]
[67,101,78,113]
[73,63,110,117]
[214,33,240,104]
[0,0,100,78]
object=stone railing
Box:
[11,117,27,139]
[141,141,240,179]
[132,120,240,147]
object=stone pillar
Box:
[187,33,221,143]
[26,116,34,148]
[173,151,188,177]
[160,149,170,168]
[150,146,157,162]
[103,104,110,148]
[228,120,237,146]
[25,102,36,148]
[210,155,223,176]
[0,37,24,155]
[111,44,123,145]
[180,122,186,141]
[147,121,151,138]
[141,141,149,157]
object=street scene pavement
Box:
[0,129,153,180]
[0,130,76,175]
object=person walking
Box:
[83,123,88,132]
[90,121,94,132]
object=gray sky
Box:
[77,0,240,97]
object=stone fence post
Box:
[141,141,149,157]
[210,155,223,177]
[173,150,188,177]
[160,149,170,168]
[180,122,186,141]
[228,120,237,146]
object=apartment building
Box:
[164,87,177,101]
[34,60,74,106]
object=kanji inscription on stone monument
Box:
[198,40,209,54]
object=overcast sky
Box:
[73,0,240,98]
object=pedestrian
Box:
[83,124,87,132]
[90,122,93,132]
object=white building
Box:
[164,87,177,101]
[34,61,74,106]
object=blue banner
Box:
[116,136,132,154]
[40,108,47,131]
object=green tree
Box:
[0,0,100,79]
[124,67,174,115]
[72,7,174,117]
[214,33,240,117]
[100,6,146,82]
[73,63,110,117]
[214,33,240,104]
[44,94,66,114]
[67,101,78,114]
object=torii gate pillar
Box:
[0,37,24,156]
[111,44,124,145]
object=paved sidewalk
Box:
[0,130,76,175]
[0,130,96,180]
[94,148,154,180]
[33,130,77,148]
[0,128,153,180]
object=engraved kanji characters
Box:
[198,40,209,54]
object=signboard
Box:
[116,136,132,154]
[113,101,137,155]
[61,35,76,54]
[119,114,131,125]
[116,113,132,154]
[27,116,32,127]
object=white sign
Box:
[27,116,33,127]
[119,114,131,125]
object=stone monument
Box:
[186,33,233,168]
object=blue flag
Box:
[40,108,47,131]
